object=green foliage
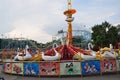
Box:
[117,25,120,41]
[1,21,119,50]
[92,21,119,47]
[0,39,1,49]
[73,36,89,49]
[0,38,42,50]
[73,36,83,47]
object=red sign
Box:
[40,62,60,76]
[101,59,117,73]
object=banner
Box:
[24,62,39,76]
[101,59,117,73]
[12,62,23,74]
[117,59,120,71]
[60,62,81,75]
[81,60,100,75]
[3,62,12,73]
[40,62,60,76]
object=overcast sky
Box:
[0,0,120,43]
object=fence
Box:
[2,59,120,76]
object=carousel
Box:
[1,0,120,76]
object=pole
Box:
[68,22,72,45]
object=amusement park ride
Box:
[1,0,120,77]
[64,0,76,45]
[2,0,120,62]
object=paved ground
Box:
[0,65,120,80]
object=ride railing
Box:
[1,47,120,76]
[2,59,120,76]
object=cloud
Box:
[0,0,65,43]
[74,0,119,27]
[0,0,120,43]
[76,9,117,27]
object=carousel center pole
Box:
[64,0,76,46]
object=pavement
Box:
[0,65,120,80]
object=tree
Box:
[0,39,1,49]
[73,36,84,47]
[92,21,119,47]
[117,25,120,42]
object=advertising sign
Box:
[60,62,81,75]
[24,62,39,76]
[40,62,60,76]
[3,62,12,73]
[116,59,120,71]
[81,60,100,75]
[12,62,23,74]
[101,59,117,73]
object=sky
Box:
[0,0,120,43]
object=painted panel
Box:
[3,62,12,73]
[24,62,39,76]
[12,62,23,74]
[116,59,120,71]
[40,62,60,76]
[60,62,81,75]
[101,59,117,73]
[81,60,100,75]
